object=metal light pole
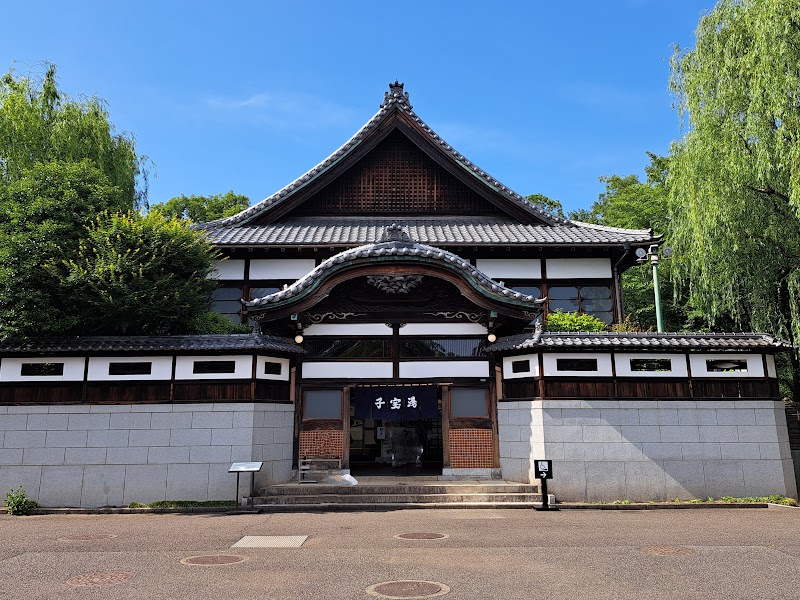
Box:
[636,245,672,333]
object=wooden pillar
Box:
[341,386,351,470]
[441,385,451,469]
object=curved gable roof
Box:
[204,82,654,245]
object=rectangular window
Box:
[629,358,672,373]
[263,361,282,375]
[306,338,391,359]
[303,389,342,419]
[20,362,64,376]
[556,358,598,372]
[450,388,489,417]
[108,362,152,376]
[211,287,243,324]
[400,338,487,358]
[547,285,613,324]
[192,360,237,374]
[511,359,531,373]
[706,359,748,373]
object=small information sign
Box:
[536,459,552,480]
[228,462,264,473]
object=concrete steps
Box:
[251,482,543,512]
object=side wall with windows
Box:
[497,351,797,501]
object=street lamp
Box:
[636,245,672,333]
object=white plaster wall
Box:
[502,354,540,379]
[88,356,173,381]
[211,259,245,280]
[475,259,542,279]
[302,362,393,379]
[399,361,490,379]
[0,357,86,382]
[304,323,392,337]
[614,353,688,378]
[546,258,612,279]
[399,323,487,336]
[497,399,797,502]
[0,403,294,507]
[255,356,290,381]
[174,355,253,380]
[249,259,316,280]
[542,353,613,377]
[689,353,765,378]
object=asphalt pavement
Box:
[1,507,798,599]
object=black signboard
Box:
[353,385,438,421]
[536,459,553,480]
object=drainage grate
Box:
[66,572,134,587]
[58,534,118,542]
[367,580,450,599]
[641,546,696,556]
[394,533,449,540]
[181,555,250,566]
[231,535,308,548]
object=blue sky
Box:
[3,1,713,214]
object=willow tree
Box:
[669,0,800,357]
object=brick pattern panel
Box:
[299,430,343,459]
[450,429,493,468]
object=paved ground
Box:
[1,507,798,599]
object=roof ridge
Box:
[568,220,655,236]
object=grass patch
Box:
[128,500,237,509]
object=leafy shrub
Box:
[544,310,608,333]
[4,485,39,515]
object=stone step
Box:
[253,501,546,513]
[253,492,543,505]
[261,484,540,496]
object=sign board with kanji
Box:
[353,385,438,421]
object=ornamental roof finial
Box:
[380,80,412,110]
[379,223,412,243]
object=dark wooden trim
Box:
[537,352,545,399]
[489,383,500,468]
[441,385,450,468]
[342,386,351,470]
[686,353,694,399]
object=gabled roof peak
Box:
[381,80,412,110]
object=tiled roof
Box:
[0,335,305,355]
[205,216,655,247]
[488,332,792,352]
[245,226,546,312]
[201,82,656,247]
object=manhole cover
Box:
[367,580,450,598]
[58,534,118,541]
[181,554,250,566]
[394,532,449,540]
[641,546,696,556]
[65,572,134,587]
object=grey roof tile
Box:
[206,216,655,247]
[488,332,791,352]
[0,335,305,355]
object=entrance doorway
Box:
[349,385,443,476]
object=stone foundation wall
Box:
[0,402,294,507]
[498,399,797,502]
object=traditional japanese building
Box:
[0,82,796,506]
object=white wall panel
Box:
[614,353,688,378]
[88,356,173,381]
[174,355,253,380]
[256,356,290,381]
[304,323,392,337]
[766,354,777,378]
[542,353,613,377]
[399,361,490,379]
[689,353,764,378]
[546,258,612,279]
[0,357,85,382]
[475,259,541,279]
[210,259,245,280]
[399,323,487,336]
[249,259,316,280]
[502,354,540,379]
[302,362,392,379]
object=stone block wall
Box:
[0,402,294,507]
[498,399,797,502]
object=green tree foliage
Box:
[525,193,565,217]
[544,310,608,333]
[60,212,221,335]
[669,0,800,351]
[0,64,148,208]
[0,161,128,338]
[151,191,249,222]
